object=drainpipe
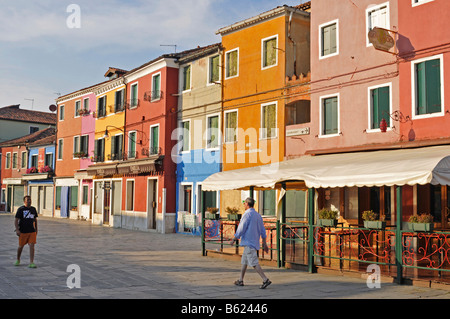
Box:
[288,11,297,76]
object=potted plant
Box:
[226,206,241,221]
[205,207,220,220]
[39,165,53,174]
[318,208,338,227]
[26,167,38,174]
[407,213,434,232]
[362,210,386,230]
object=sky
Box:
[0,0,308,113]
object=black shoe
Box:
[260,279,271,289]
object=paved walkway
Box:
[1,214,449,300]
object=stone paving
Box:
[1,214,450,300]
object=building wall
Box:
[0,120,54,144]
[80,92,96,169]
[309,0,399,153]
[398,0,450,141]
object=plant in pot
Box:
[226,206,241,221]
[362,210,386,230]
[407,213,434,232]
[205,207,220,220]
[318,208,338,227]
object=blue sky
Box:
[0,0,308,113]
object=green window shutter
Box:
[416,62,427,115]
[324,97,338,135]
[151,126,159,152]
[111,135,116,160]
[70,186,78,209]
[262,190,276,216]
[117,134,123,159]
[129,132,136,156]
[210,55,219,83]
[55,186,61,208]
[94,139,98,161]
[322,26,330,56]
[425,59,441,114]
[371,86,390,129]
[183,66,191,91]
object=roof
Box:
[0,127,56,148]
[0,105,56,125]
[216,4,310,35]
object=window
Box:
[97,96,106,117]
[152,73,161,101]
[5,153,10,169]
[182,65,191,91]
[115,90,124,112]
[224,110,238,143]
[208,55,220,84]
[12,153,17,169]
[29,126,39,134]
[130,83,138,108]
[261,102,277,139]
[321,95,339,136]
[319,20,338,58]
[412,55,443,118]
[21,151,27,169]
[369,84,391,130]
[83,98,89,112]
[110,134,123,161]
[181,185,192,213]
[75,100,81,117]
[70,186,78,210]
[412,0,434,7]
[417,184,441,223]
[126,180,134,211]
[31,154,38,168]
[150,125,159,155]
[94,138,105,162]
[285,100,311,125]
[80,135,89,156]
[225,48,239,79]
[207,115,219,149]
[262,35,278,69]
[180,121,190,152]
[128,131,136,158]
[286,190,307,218]
[59,105,65,121]
[55,186,62,209]
[73,136,80,157]
[366,3,389,46]
[45,153,53,169]
[57,139,63,160]
[82,185,89,205]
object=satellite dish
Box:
[49,104,57,112]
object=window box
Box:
[364,220,386,230]
[407,222,434,232]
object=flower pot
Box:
[205,213,220,220]
[407,222,434,232]
[364,220,386,230]
[318,219,337,227]
[227,214,241,221]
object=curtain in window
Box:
[263,104,276,138]
[208,116,219,148]
[183,66,191,90]
[182,122,190,151]
[227,51,238,77]
[210,55,220,83]
[225,111,237,142]
[264,38,277,67]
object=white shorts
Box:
[241,246,259,267]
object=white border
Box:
[319,93,340,138]
[149,124,160,152]
[319,19,339,60]
[207,54,221,86]
[206,113,221,151]
[411,54,444,119]
[261,34,279,70]
[225,48,239,79]
[367,82,393,133]
[365,2,390,47]
[129,82,139,109]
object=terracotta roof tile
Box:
[0,127,56,147]
[0,104,56,125]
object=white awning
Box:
[201,145,450,191]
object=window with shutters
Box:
[262,35,278,69]
[320,94,339,137]
[70,186,78,210]
[94,138,105,162]
[57,139,63,160]
[150,125,159,155]
[260,190,276,216]
[224,110,238,143]
[366,3,389,46]
[319,20,338,59]
[261,102,277,139]
[45,153,53,169]
[128,131,136,159]
[225,48,239,79]
[182,65,191,92]
[412,55,444,118]
[110,134,123,161]
[115,89,124,112]
[208,55,220,84]
[207,114,220,150]
[130,83,138,108]
[75,100,81,117]
[368,83,391,131]
[97,96,107,117]
[59,105,65,121]
[152,73,161,101]
[73,136,80,158]
[126,180,134,211]
[180,120,190,152]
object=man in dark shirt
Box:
[14,195,38,268]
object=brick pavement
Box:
[1,214,450,301]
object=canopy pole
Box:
[249,186,254,199]
[395,185,403,284]
[281,182,286,268]
[201,188,206,256]
[307,188,315,273]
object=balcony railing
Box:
[142,146,162,157]
[144,90,163,102]
[125,99,140,109]
[107,152,124,161]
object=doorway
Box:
[147,179,158,229]
[103,181,111,225]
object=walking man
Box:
[230,197,271,289]
[14,195,38,268]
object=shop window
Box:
[417,184,441,222]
